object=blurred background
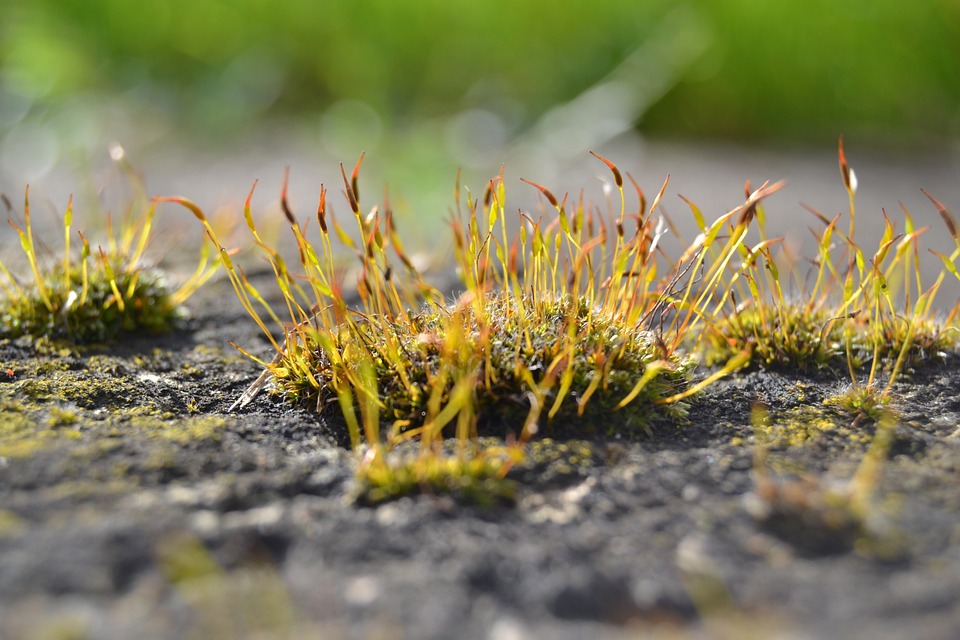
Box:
[2,0,960,270]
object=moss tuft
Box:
[702,301,956,373]
[355,444,518,506]
[701,303,842,371]
[0,186,217,345]
[1,263,182,344]
[276,293,692,439]
[825,386,895,425]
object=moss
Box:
[702,301,957,373]
[47,406,79,428]
[1,262,183,344]
[144,448,177,471]
[702,303,842,371]
[180,363,204,378]
[518,438,609,479]
[752,404,874,449]
[34,359,73,375]
[355,443,519,506]
[0,406,79,459]
[124,415,229,444]
[16,374,147,411]
[0,437,52,459]
[0,407,33,436]
[277,293,692,439]
[0,347,232,461]
[0,408,54,458]
[1,186,216,348]
[753,405,842,448]
[85,354,131,376]
[824,387,895,425]
[354,438,610,506]
[0,410,228,463]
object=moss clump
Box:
[702,301,956,373]
[355,442,519,506]
[173,155,780,502]
[0,262,181,344]
[1,187,216,345]
[275,293,692,438]
[825,386,895,425]
[701,303,842,370]
[868,316,957,365]
[200,146,960,503]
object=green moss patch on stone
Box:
[1,264,183,344]
[0,347,233,463]
[701,301,957,373]
[276,293,694,440]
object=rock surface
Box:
[2,275,960,640]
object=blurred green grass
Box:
[2,0,959,147]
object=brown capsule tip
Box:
[838,136,856,192]
[281,197,297,226]
[922,188,958,239]
[340,163,359,214]
[589,150,623,187]
[316,185,328,233]
[351,152,365,202]
[280,168,298,225]
[520,178,558,207]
